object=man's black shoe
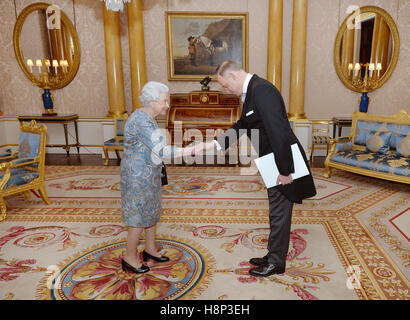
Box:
[249,263,285,277]
[249,256,268,266]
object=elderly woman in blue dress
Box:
[120,81,195,274]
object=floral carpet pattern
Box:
[0,166,409,300]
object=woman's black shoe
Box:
[142,250,170,263]
[121,259,150,274]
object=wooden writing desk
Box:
[166,90,241,164]
[167,90,241,145]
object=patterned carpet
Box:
[0,165,408,300]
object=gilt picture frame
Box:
[166,12,248,81]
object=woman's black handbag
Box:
[161,162,168,186]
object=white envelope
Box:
[254,143,310,188]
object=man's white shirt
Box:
[214,73,253,150]
[214,73,253,151]
[241,73,253,103]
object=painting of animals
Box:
[166,12,248,81]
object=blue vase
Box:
[42,89,53,110]
[359,92,369,113]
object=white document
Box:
[254,143,310,188]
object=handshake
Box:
[180,141,216,157]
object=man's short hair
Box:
[216,60,243,77]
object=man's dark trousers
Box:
[266,187,294,267]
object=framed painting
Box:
[166,12,248,81]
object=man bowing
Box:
[199,60,317,277]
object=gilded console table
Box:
[17,114,80,155]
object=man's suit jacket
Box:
[216,74,316,204]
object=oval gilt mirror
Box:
[13,2,80,90]
[334,6,400,93]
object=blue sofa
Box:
[324,110,409,184]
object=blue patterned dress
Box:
[120,109,173,228]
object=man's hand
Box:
[193,141,215,155]
[276,174,293,186]
[204,141,216,151]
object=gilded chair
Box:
[310,120,330,168]
[103,113,128,166]
[0,120,50,221]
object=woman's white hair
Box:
[139,81,169,108]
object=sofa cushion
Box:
[387,124,410,148]
[354,121,385,146]
[395,134,410,157]
[330,150,410,177]
[0,168,40,190]
[365,130,392,154]
[336,142,352,152]
[354,121,410,149]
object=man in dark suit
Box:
[198,60,316,277]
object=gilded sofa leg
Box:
[24,190,31,199]
[0,197,7,221]
[103,148,109,166]
[324,164,332,178]
[38,186,51,205]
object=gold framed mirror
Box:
[334,6,400,93]
[13,2,80,90]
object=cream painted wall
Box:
[0,0,409,120]
[304,0,410,118]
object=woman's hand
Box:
[181,146,195,156]
[193,141,215,155]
